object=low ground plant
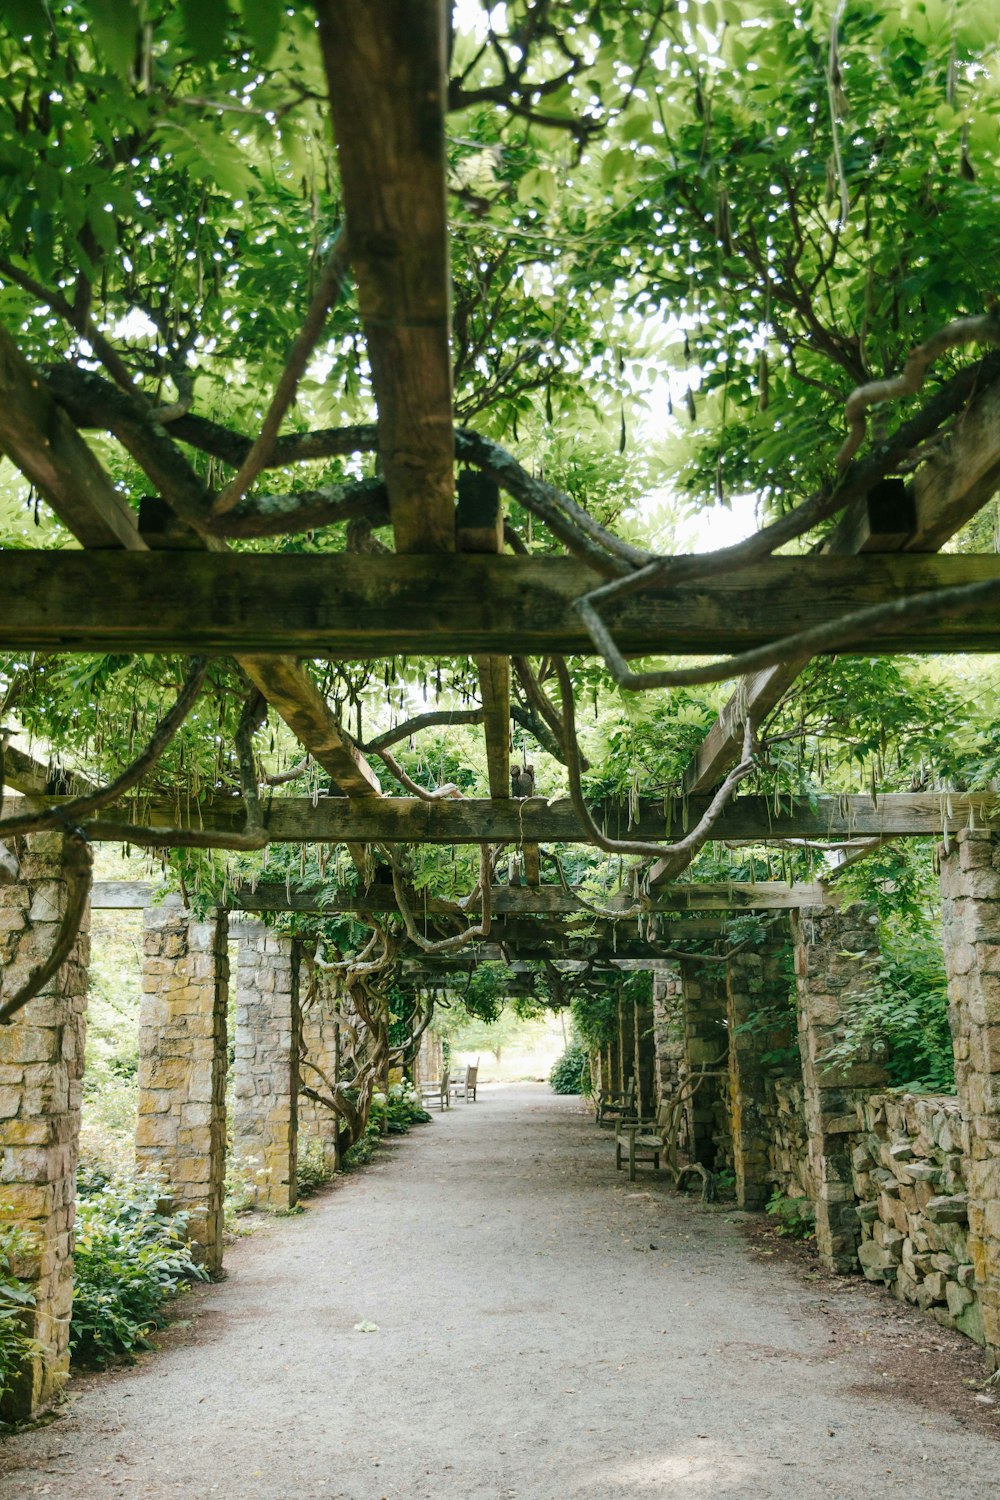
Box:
[71,1175,207,1367]
[766,1188,815,1241]
[0,1223,40,1415]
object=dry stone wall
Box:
[852,1093,981,1341]
[0,833,90,1421]
[939,830,1000,1367]
[763,1077,812,1203]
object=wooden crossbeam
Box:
[90,877,813,915]
[4,551,1000,655]
[11,790,995,846]
[0,326,380,805]
[316,0,455,554]
[671,375,1000,819]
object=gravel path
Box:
[3,1083,998,1499]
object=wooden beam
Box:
[0,335,380,803]
[90,877,811,915]
[316,0,455,554]
[237,658,379,798]
[475,654,511,799]
[522,843,541,887]
[675,375,1000,807]
[1,744,95,798]
[459,469,511,800]
[11,790,996,846]
[5,551,1000,655]
[0,325,142,550]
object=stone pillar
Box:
[634,982,657,1119]
[137,901,228,1273]
[727,940,790,1211]
[940,830,1000,1366]
[416,1026,443,1087]
[652,966,684,1108]
[299,987,341,1174]
[792,903,886,1272]
[233,926,301,1210]
[0,833,90,1422]
[617,981,636,1092]
[680,960,729,1170]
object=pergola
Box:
[4,1,1000,1423]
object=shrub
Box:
[71,1176,207,1367]
[549,1044,588,1095]
[0,1224,40,1414]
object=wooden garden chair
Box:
[614,1062,727,1199]
[419,1068,450,1111]
[595,1075,637,1129]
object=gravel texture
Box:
[2,1083,998,1499]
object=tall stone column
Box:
[299,984,341,1175]
[651,966,684,1108]
[939,830,1000,1367]
[792,903,886,1272]
[233,925,301,1210]
[634,981,657,1119]
[136,900,228,1272]
[679,960,729,1170]
[727,939,791,1211]
[617,980,635,1093]
[0,833,90,1422]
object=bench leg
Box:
[629,1134,637,1182]
[615,1139,623,1171]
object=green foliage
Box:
[0,1221,39,1413]
[295,1137,335,1199]
[571,986,619,1050]
[825,916,954,1093]
[549,1043,589,1095]
[71,1177,207,1367]
[766,1189,816,1241]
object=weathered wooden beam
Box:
[522,843,541,887]
[237,658,379,798]
[0,336,380,805]
[460,470,512,800]
[91,877,765,919]
[675,374,1000,810]
[11,790,995,846]
[476,654,511,800]
[5,551,1000,655]
[1,744,95,798]
[0,325,141,549]
[316,0,455,554]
